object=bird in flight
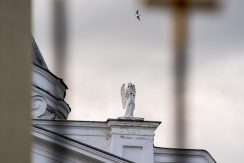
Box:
[135,9,141,21]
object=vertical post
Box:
[0,0,31,162]
[173,6,188,148]
[53,0,67,78]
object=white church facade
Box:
[31,38,216,163]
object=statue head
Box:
[128,83,132,87]
[127,83,135,94]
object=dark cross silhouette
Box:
[144,0,218,149]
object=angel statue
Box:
[121,83,136,117]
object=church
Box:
[31,38,216,163]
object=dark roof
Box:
[32,37,68,90]
[32,37,48,70]
[154,146,217,163]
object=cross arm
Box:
[144,0,219,11]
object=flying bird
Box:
[135,9,141,21]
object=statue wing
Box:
[133,84,136,97]
[121,84,126,109]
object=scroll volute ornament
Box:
[32,95,47,119]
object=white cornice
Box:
[32,119,161,129]
[33,65,66,92]
[107,119,161,129]
[32,119,108,128]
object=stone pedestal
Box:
[107,119,161,163]
[118,117,144,121]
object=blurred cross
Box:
[145,0,218,148]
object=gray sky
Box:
[32,0,244,162]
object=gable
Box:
[32,126,132,163]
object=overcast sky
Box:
[32,0,244,163]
